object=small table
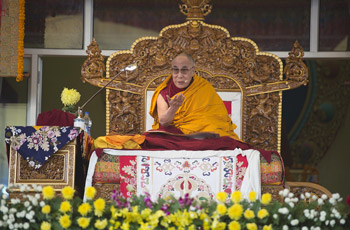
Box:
[5,126,92,198]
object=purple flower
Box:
[161,204,170,215]
[179,193,193,208]
[144,193,153,208]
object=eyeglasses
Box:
[171,66,194,75]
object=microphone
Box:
[78,63,137,113]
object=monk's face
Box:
[171,55,195,89]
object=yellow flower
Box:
[141,208,152,219]
[263,224,273,230]
[216,204,227,215]
[246,223,258,230]
[61,88,81,106]
[244,209,255,219]
[59,214,72,229]
[77,217,90,229]
[257,208,269,219]
[59,201,72,213]
[42,186,55,200]
[40,221,51,230]
[94,198,106,217]
[261,193,272,205]
[231,191,242,203]
[228,204,243,220]
[61,186,75,200]
[248,191,257,202]
[212,221,226,230]
[228,221,241,230]
[41,205,51,214]
[78,203,92,216]
[94,219,108,230]
[85,186,96,200]
[216,191,228,203]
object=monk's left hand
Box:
[167,93,185,110]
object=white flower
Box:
[278,207,289,215]
[326,220,329,226]
[340,219,346,225]
[285,197,291,203]
[24,201,30,207]
[288,202,295,208]
[305,192,311,198]
[23,222,30,229]
[288,193,294,198]
[329,198,336,205]
[282,189,290,197]
[300,194,305,200]
[3,214,8,220]
[330,220,336,227]
[320,211,327,216]
[1,205,9,214]
[291,219,299,226]
[282,225,289,230]
[312,195,318,201]
[40,201,45,207]
[320,215,326,222]
[321,194,328,200]
[273,214,278,219]
[2,194,8,199]
[317,198,324,205]
[301,227,308,230]
[332,193,340,200]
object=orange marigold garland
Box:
[16,0,25,82]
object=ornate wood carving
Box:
[81,38,105,83]
[179,0,212,21]
[284,40,309,88]
[94,183,121,200]
[246,92,280,151]
[80,2,309,152]
[19,154,64,180]
[8,141,77,196]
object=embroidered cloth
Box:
[85,149,261,201]
[5,126,81,169]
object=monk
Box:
[149,52,240,140]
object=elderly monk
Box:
[149,53,240,140]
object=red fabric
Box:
[142,126,273,163]
[36,109,75,126]
[160,77,193,105]
[223,101,232,115]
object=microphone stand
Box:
[77,63,137,114]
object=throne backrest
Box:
[82,19,308,153]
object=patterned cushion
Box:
[261,153,284,185]
[92,153,120,184]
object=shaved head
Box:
[172,53,195,66]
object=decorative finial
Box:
[179,0,212,21]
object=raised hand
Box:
[166,93,185,110]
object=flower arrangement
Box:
[1,184,349,230]
[60,88,81,114]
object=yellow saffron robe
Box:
[150,74,239,140]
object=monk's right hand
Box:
[166,94,185,110]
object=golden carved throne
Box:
[81,1,331,199]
